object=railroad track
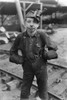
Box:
[0,49,67,100]
[0,61,66,100]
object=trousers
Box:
[20,58,48,100]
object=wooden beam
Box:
[15,0,25,32]
[40,3,43,29]
[25,3,34,11]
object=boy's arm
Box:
[9,35,23,64]
[38,29,58,60]
[45,34,57,51]
[39,29,57,51]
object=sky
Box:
[56,0,67,6]
[0,0,67,6]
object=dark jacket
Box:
[9,29,58,64]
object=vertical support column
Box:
[23,2,26,23]
[1,15,4,26]
[15,0,25,32]
[40,3,43,29]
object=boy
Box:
[9,11,58,100]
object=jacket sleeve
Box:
[39,29,58,60]
[9,34,23,64]
[45,34,57,51]
[40,29,58,51]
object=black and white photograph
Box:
[0,0,67,100]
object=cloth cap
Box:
[26,10,40,23]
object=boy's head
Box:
[25,11,40,33]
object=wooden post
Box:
[23,2,26,22]
[15,0,25,32]
[1,15,4,26]
[40,3,43,29]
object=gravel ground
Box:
[0,77,20,100]
[0,28,67,100]
[48,28,67,67]
[50,28,67,59]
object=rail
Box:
[0,61,66,100]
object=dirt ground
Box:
[50,28,67,59]
[0,28,67,100]
[49,28,67,67]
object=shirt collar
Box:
[26,30,37,38]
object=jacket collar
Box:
[24,30,37,38]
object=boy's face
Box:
[25,17,39,33]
